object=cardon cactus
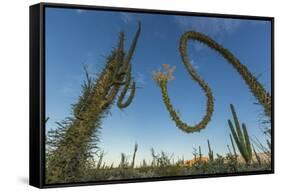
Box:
[228,104,252,164]
[229,134,238,159]
[131,143,138,168]
[46,23,141,183]
[153,31,271,134]
[252,144,262,165]
[207,139,214,161]
[198,146,202,161]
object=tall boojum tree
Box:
[46,23,141,183]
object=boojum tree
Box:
[153,31,271,134]
[46,23,141,183]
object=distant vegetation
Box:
[46,115,271,183]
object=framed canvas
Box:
[29,2,274,188]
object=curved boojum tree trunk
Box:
[154,31,271,134]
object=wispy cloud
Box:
[153,31,166,39]
[61,83,77,95]
[120,12,134,24]
[190,59,199,70]
[135,72,146,86]
[173,16,241,37]
[76,9,86,14]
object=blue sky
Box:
[45,7,271,166]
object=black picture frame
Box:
[30,2,274,189]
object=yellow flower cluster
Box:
[152,64,176,85]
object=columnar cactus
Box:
[229,134,238,159]
[96,151,104,170]
[252,144,262,165]
[46,23,141,183]
[207,139,214,161]
[228,104,252,164]
[153,31,271,134]
[199,146,202,161]
[131,143,138,168]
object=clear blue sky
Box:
[45,7,271,166]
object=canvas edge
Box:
[28,2,275,189]
[29,3,45,188]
